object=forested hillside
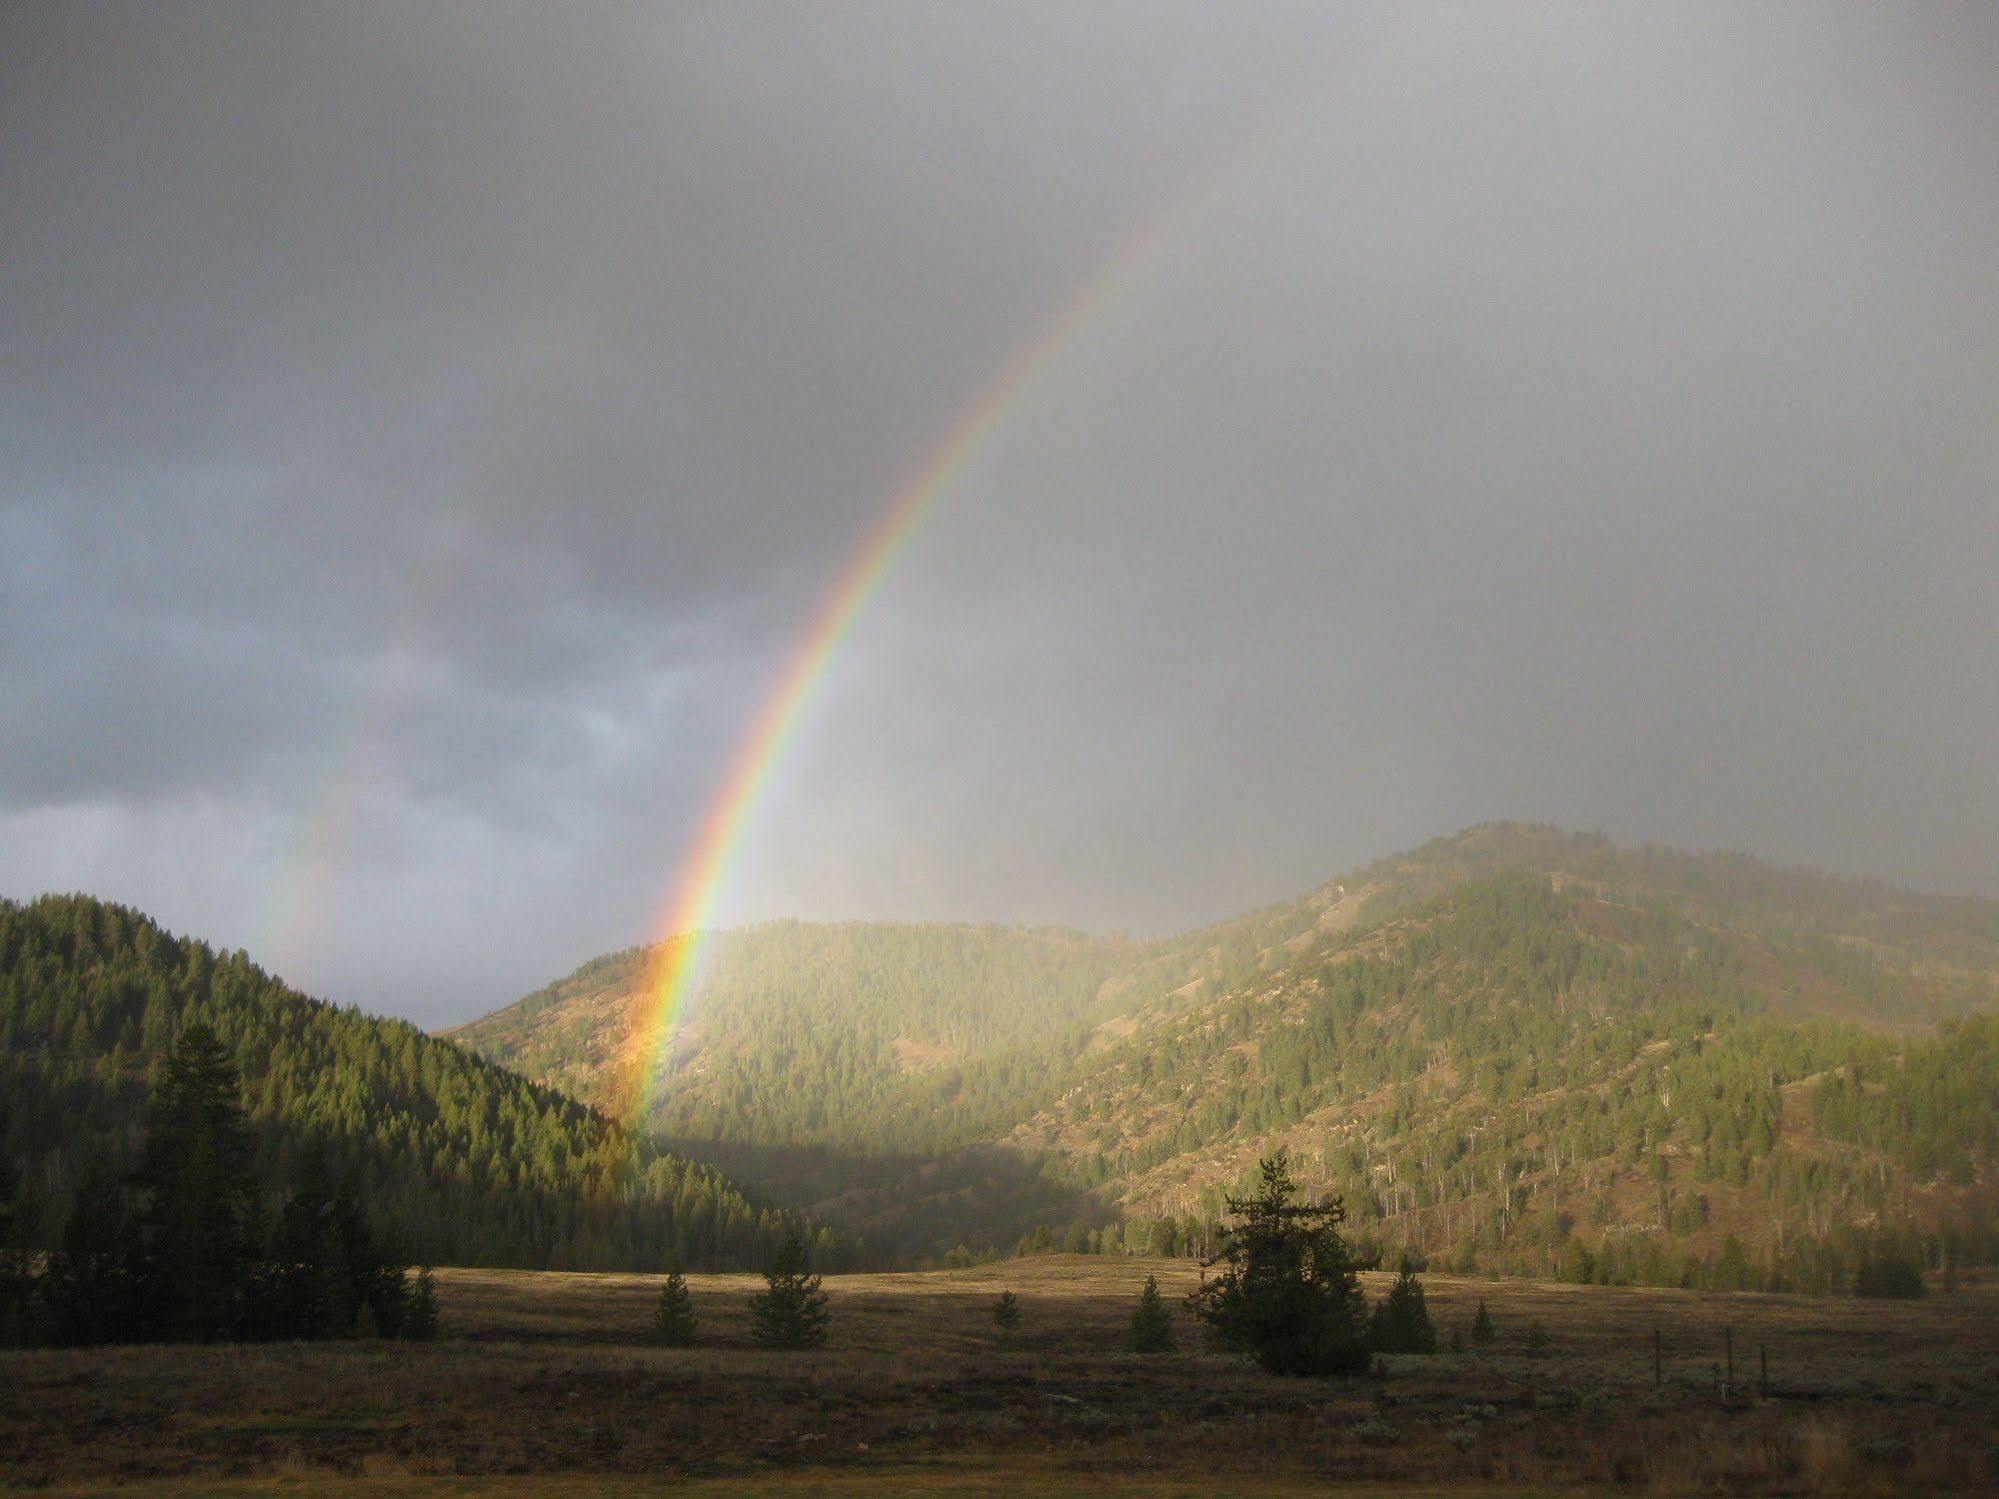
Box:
[1007,866,1999,1288]
[0,895,831,1272]
[453,921,1154,1253]
[456,920,1138,1151]
[459,825,1999,1278]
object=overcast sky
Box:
[4,3,1996,1027]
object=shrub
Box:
[991,1290,1021,1334]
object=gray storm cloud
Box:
[3,3,1995,1024]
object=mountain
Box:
[0,894,828,1272]
[456,824,1999,1281]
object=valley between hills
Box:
[7,820,1999,1495]
[9,821,1995,1288]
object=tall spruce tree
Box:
[0,1110,27,1344]
[137,1024,259,1341]
[748,1233,829,1349]
[40,1153,143,1346]
[1187,1154,1371,1377]
[268,1143,341,1339]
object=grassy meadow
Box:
[3,1258,1995,1496]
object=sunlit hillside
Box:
[456,824,1999,1274]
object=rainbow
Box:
[612,356,1047,1125]
[261,584,443,988]
[249,25,1391,1098]
[612,84,1340,1129]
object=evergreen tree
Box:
[1470,1298,1494,1347]
[1368,1259,1436,1354]
[39,1153,142,1346]
[267,1143,341,1339]
[1186,1154,1371,1376]
[262,1144,404,1339]
[653,1261,697,1346]
[1525,1318,1550,1357]
[1853,1248,1926,1299]
[136,1024,259,1341]
[402,1266,439,1340]
[332,1165,407,1337]
[1126,1273,1175,1353]
[991,1290,1021,1334]
[748,1234,829,1349]
[0,1114,27,1345]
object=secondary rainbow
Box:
[610,92,1329,1129]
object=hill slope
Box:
[457,825,1999,1277]
[0,894,826,1271]
[452,920,1148,1256]
[458,920,1142,1150]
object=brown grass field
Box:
[3,1258,1995,1496]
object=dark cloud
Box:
[3,3,1994,1023]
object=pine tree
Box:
[268,1143,339,1339]
[991,1290,1021,1335]
[1368,1259,1436,1354]
[40,1153,142,1346]
[1525,1318,1550,1357]
[748,1233,829,1349]
[0,1113,28,1345]
[1127,1274,1175,1353]
[653,1261,697,1346]
[1186,1154,1370,1377]
[137,1024,259,1341]
[402,1266,439,1340]
[330,1165,406,1337]
[1470,1298,1494,1347]
[1853,1248,1925,1299]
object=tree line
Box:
[3,1024,439,1345]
